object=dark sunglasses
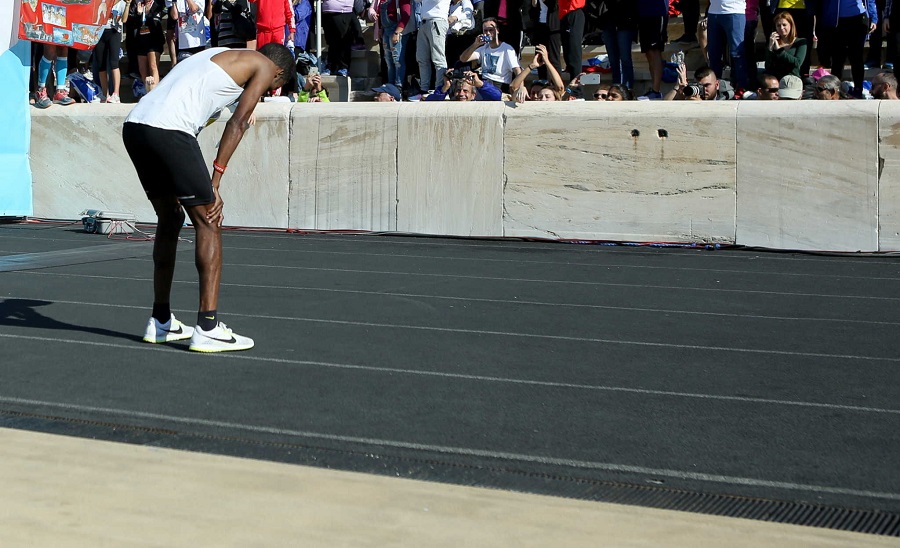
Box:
[765,87,779,93]
[816,86,832,93]
[594,93,607,98]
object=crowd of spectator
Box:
[27,0,900,106]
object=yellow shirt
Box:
[778,0,806,8]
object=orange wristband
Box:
[213,161,227,174]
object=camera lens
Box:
[683,84,703,97]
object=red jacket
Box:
[252,0,295,32]
[558,0,584,19]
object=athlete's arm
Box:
[207,52,279,225]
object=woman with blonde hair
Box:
[765,11,807,79]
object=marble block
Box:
[288,103,400,231]
[198,103,292,229]
[30,105,156,222]
[397,102,505,236]
[736,101,879,252]
[504,102,737,242]
[877,101,900,251]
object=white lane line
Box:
[1,332,898,414]
[0,294,897,361]
[209,233,900,263]
[8,292,899,327]
[1,395,898,502]
[166,248,900,282]
[12,269,900,303]
[0,297,896,362]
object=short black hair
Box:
[694,65,716,81]
[259,43,297,86]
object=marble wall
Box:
[505,102,737,242]
[29,101,900,251]
[736,101,879,252]
[397,102,505,236]
[289,103,399,231]
[878,101,900,251]
[31,105,156,222]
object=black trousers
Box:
[322,11,356,72]
[821,14,869,94]
[676,0,700,38]
[866,0,888,65]
[531,22,563,79]
[560,8,584,80]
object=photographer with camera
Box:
[459,17,522,92]
[509,43,565,102]
[665,63,736,100]
[425,68,502,100]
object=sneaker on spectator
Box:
[33,86,52,109]
[337,68,349,77]
[864,61,878,70]
[320,68,331,75]
[885,63,895,70]
[406,93,423,101]
[639,89,663,100]
[52,88,75,106]
[673,34,697,43]
[106,93,121,103]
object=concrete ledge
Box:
[4,427,891,547]
[29,101,900,251]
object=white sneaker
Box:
[189,322,254,353]
[143,315,194,343]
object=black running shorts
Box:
[639,16,668,53]
[122,122,214,207]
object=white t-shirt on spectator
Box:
[168,0,208,49]
[448,0,474,34]
[473,42,518,84]
[708,0,746,15]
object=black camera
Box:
[447,68,469,80]
[682,83,703,98]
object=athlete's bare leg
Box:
[149,196,185,307]
[183,203,222,313]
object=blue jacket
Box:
[425,79,503,101]
[811,0,877,29]
[293,0,313,50]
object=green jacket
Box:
[765,38,808,79]
[298,89,330,102]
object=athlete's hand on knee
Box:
[207,187,225,226]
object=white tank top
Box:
[125,48,247,136]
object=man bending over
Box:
[123,44,295,352]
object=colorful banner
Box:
[18,0,111,50]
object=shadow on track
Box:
[0,298,143,344]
